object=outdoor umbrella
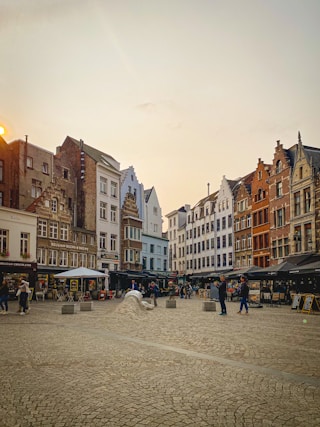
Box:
[54,267,107,292]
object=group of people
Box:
[216,274,250,316]
[0,278,32,315]
[129,280,160,307]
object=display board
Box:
[302,295,314,314]
[291,294,301,310]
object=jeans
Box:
[240,297,248,313]
[219,298,226,314]
[20,292,28,312]
[0,295,8,311]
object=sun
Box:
[0,126,5,136]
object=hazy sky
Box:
[1,0,320,228]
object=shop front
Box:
[0,260,37,299]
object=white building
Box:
[0,206,37,288]
[214,176,240,272]
[185,192,217,276]
[142,187,168,272]
[166,205,189,275]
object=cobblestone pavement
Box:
[0,296,319,427]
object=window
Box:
[42,162,49,174]
[99,233,107,250]
[125,249,135,262]
[110,205,117,222]
[26,156,33,169]
[216,219,220,231]
[0,229,8,254]
[294,192,301,216]
[110,234,116,251]
[70,252,78,267]
[0,192,3,206]
[294,227,301,252]
[299,166,303,180]
[150,244,154,253]
[48,250,57,265]
[111,181,117,198]
[60,223,68,240]
[222,235,226,248]
[228,214,232,228]
[49,222,58,239]
[223,254,226,266]
[125,226,141,241]
[51,198,58,213]
[275,208,284,227]
[37,248,46,265]
[79,253,87,267]
[88,254,95,269]
[20,232,29,256]
[60,251,68,267]
[31,179,42,198]
[276,181,282,198]
[258,170,262,180]
[153,207,158,215]
[100,202,107,219]
[0,160,3,182]
[38,220,47,237]
[304,188,311,213]
[276,160,282,174]
[100,177,107,194]
[63,169,69,179]
[81,234,87,244]
[222,217,226,230]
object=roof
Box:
[64,136,120,172]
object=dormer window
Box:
[42,162,49,174]
[276,160,282,174]
[26,156,33,169]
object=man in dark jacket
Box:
[237,275,249,315]
[217,275,227,315]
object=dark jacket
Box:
[218,281,227,300]
[240,282,249,298]
[0,284,9,297]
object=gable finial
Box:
[298,131,302,144]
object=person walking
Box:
[238,275,249,315]
[0,279,9,315]
[217,275,227,315]
[19,280,30,315]
[150,281,159,307]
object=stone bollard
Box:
[61,304,75,314]
[80,302,93,311]
[202,301,216,312]
[166,300,176,309]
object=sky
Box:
[1,0,320,230]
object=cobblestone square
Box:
[0,297,319,426]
